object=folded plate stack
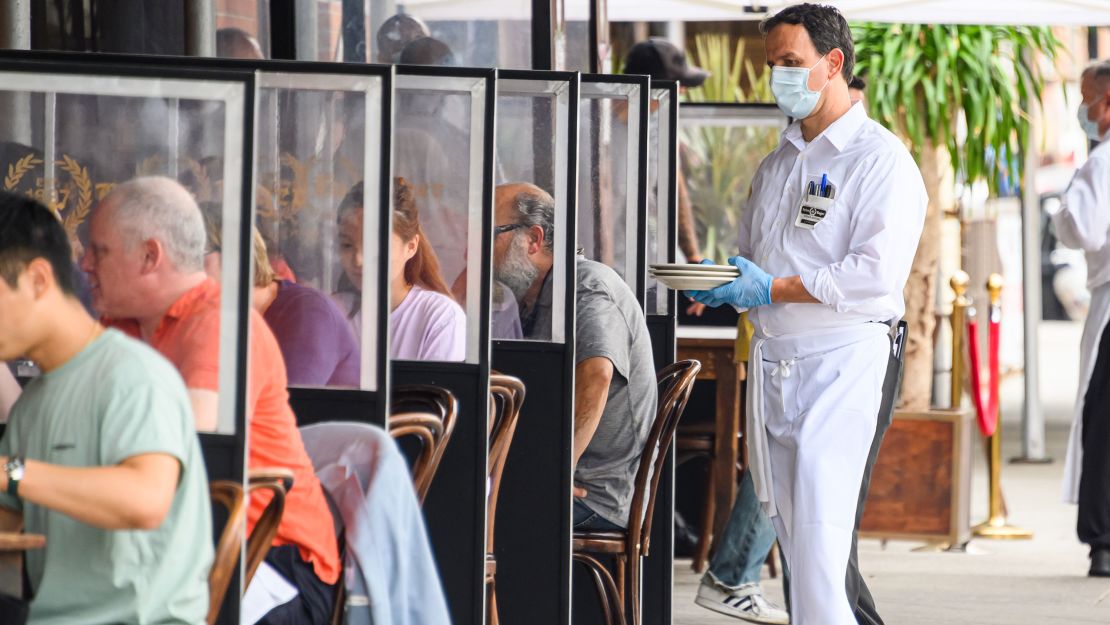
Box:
[648,263,740,292]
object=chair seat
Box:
[573,531,629,553]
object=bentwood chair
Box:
[389,385,459,504]
[246,468,294,584]
[573,360,701,625]
[207,480,246,625]
[486,374,526,625]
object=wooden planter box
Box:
[860,408,973,546]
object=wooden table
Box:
[677,325,746,541]
[0,532,44,597]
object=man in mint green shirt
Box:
[0,192,213,624]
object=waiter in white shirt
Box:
[1053,60,1110,578]
[689,5,926,624]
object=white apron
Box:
[1062,283,1110,504]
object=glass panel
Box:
[392,73,487,363]
[253,73,383,391]
[679,104,788,264]
[577,81,642,294]
[563,0,591,72]
[371,2,530,68]
[0,72,248,435]
[493,78,572,343]
[646,87,672,316]
[215,0,273,59]
[296,0,371,62]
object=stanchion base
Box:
[972,519,1033,540]
[1009,456,1054,465]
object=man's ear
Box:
[527,225,546,255]
[828,48,845,81]
[24,258,54,300]
[140,238,163,274]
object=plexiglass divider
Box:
[0,51,397,422]
[0,56,256,625]
[643,79,680,625]
[391,64,497,625]
[578,74,650,307]
[489,69,579,625]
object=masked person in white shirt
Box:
[1054,60,1110,578]
[689,5,926,624]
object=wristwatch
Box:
[4,456,24,498]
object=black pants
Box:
[257,545,336,625]
[844,327,904,625]
[1079,317,1110,552]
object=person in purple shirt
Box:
[199,203,361,387]
[251,232,361,387]
[333,178,466,362]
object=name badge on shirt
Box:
[795,175,837,230]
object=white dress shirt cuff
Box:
[802,267,844,312]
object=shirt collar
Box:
[103,277,219,340]
[782,101,868,153]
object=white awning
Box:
[395,0,1110,26]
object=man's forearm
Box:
[771,275,820,304]
[0,454,180,531]
[573,358,614,467]
[676,173,702,261]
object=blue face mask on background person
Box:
[770,54,829,119]
[1078,102,1102,141]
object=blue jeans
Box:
[573,499,623,531]
[705,469,778,588]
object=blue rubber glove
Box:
[685,256,774,309]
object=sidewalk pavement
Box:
[673,320,1110,625]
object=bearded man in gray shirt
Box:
[492,182,657,529]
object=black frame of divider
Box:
[0,56,256,625]
[489,68,579,625]
[0,50,397,425]
[579,73,650,309]
[642,79,680,625]
[389,63,497,625]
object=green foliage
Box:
[681,34,780,262]
[853,23,1062,194]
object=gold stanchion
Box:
[950,271,970,408]
[972,274,1033,540]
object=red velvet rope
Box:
[966,305,1001,437]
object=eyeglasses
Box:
[494,223,526,236]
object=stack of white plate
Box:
[648,263,739,291]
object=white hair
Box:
[105,176,207,272]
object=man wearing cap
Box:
[624,39,708,268]
[689,5,926,625]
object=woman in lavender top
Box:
[334,178,466,362]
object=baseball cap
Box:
[624,38,709,87]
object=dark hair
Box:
[0,191,77,296]
[338,178,452,296]
[216,27,263,59]
[376,14,430,63]
[848,76,866,91]
[399,37,456,67]
[760,3,855,82]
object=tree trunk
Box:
[899,141,949,410]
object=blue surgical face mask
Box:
[1078,102,1102,141]
[770,54,829,119]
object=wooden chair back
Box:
[487,373,525,547]
[245,468,293,586]
[628,360,701,557]
[389,384,459,504]
[208,480,245,625]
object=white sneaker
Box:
[695,580,789,624]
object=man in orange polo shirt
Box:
[80,176,339,625]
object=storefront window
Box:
[370,1,531,68]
